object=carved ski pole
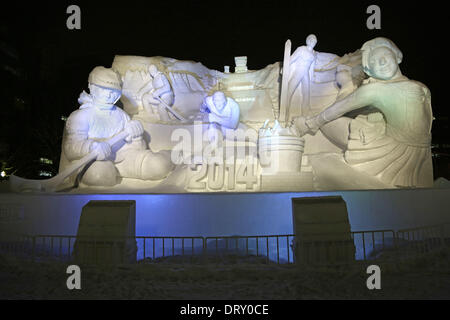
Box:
[156,97,187,121]
[280,39,292,125]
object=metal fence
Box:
[138,236,205,260]
[204,235,295,264]
[352,229,397,261]
[395,224,450,259]
[0,235,206,263]
[0,224,449,265]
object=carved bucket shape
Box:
[258,136,305,175]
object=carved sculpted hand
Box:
[290,116,320,137]
[200,100,208,113]
[90,141,112,161]
[142,92,159,106]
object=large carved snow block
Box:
[73,200,137,264]
[292,196,355,265]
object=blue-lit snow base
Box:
[1,188,449,264]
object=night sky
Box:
[0,0,448,178]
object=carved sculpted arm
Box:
[63,110,94,161]
[152,73,172,98]
[289,46,306,65]
[200,97,210,113]
[292,83,381,136]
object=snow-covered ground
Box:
[1,251,450,299]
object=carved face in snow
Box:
[212,92,227,111]
[368,46,399,80]
[306,34,317,50]
[89,84,122,107]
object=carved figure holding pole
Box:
[59,67,175,187]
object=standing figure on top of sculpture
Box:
[141,64,175,122]
[288,34,317,114]
[291,37,433,188]
[60,66,175,188]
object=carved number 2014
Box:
[188,162,257,191]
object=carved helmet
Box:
[88,66,122,91]
[361,37,403,76]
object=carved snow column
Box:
[291,196,355,265]
[73,200,137,265]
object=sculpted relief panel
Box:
[9,37,434,193]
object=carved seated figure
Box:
[291,37,433,188]
[200,91,240,132]
[60,67,175,187]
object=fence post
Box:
[393,231,398,252]
[32,236,36,262]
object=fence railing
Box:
[351,229,397,261]
[204,235,295,264]
[395,224,450,259]
[138,236,205,260]
[397,224,450,243]
[0,224,448,265]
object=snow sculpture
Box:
[60,67,175,187]
[199,91,241,144]
[258,120,305,176]
[201,91,240,130]
[121,64,181,123]
[286,34,346,118]
[141,64,176,122]
[116,56,218,121]
[10,36,431,193]
[288,34,317,113]
[291,38,433,187]
[234,56,248,73]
